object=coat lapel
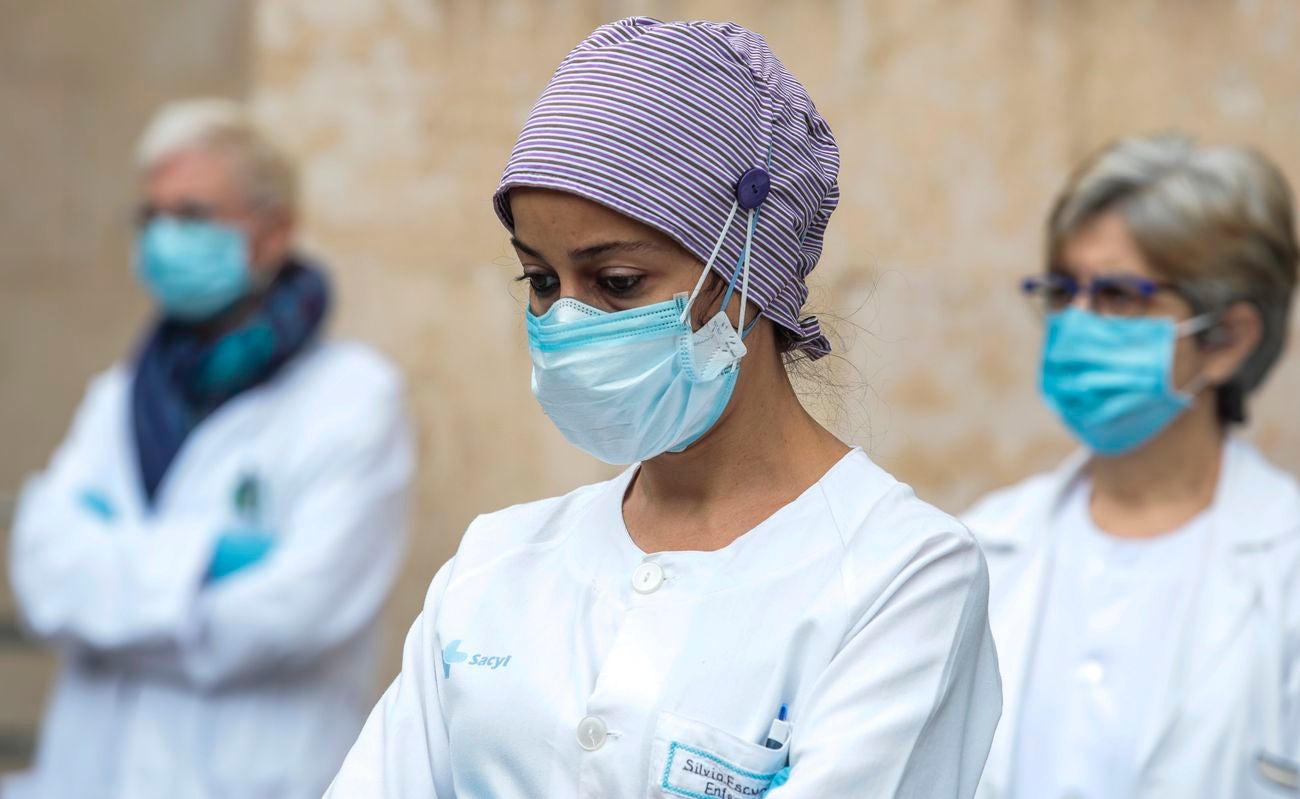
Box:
[1131,439,1296,776]
[975,453,1088,793]
[981,545,1051,792]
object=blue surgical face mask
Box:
[136,217,253,321]
[527,203,760,465]
[1040,306,1215,456]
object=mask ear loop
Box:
[1176,312,1220,338]
[679,165,769,336]
[735,208,757,339]
[679,201,740,325]
[708,209,756,338]
[1173,310,1229,399]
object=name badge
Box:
[660,741,779,799]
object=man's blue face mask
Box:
[136,217,253,322]
[1040,306,1216,456]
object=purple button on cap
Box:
[736,167,771,210]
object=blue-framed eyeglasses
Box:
[1020,273,1181,317]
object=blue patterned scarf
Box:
[132,258,330,505]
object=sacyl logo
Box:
[441,640,468,678]
[441,639,512,679]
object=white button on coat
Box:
[632,561,664,594]
[577,716,608,751]
[1075,660,1105,685]
[327,449,1002,798]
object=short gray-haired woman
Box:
[964,134,1300,799]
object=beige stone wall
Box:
[251,0,1300,681]
[3,0,1299,751]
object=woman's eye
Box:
[175,202,215,222]
[519,273,559,295]
[1096,285,1136,308]
[1046,286,1075,309]
[1091,282,1154,317]
[599,274,642,296]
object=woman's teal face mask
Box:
[136,217,253,321]
[526,204,760,465]
[1040,306,1215,456]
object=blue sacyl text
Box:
[442,639,512,678]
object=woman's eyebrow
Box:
[569,240,664,261]
[510,237,545,260]
[511,237,666,263]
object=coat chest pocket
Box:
[646,712,787,799]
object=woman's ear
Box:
[1202,300,1263,386]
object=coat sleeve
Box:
[9,373,216,651]
[768,526,1003,799]
[115,374,416,689]
[325,558,456,798]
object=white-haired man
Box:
[7,98,414,798]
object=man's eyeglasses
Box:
[135,201,218,227]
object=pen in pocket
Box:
[764,704,790,750]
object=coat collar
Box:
[980,437,1300,554]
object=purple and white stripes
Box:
[494,16,840,358]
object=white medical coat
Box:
[8,340,414,799]
[964,438,1300,799]
[327,448,1002,798]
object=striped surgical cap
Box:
[494,17,840,358]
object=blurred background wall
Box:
[3,0,1298,771]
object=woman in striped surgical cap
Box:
[329,17,1001,798]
